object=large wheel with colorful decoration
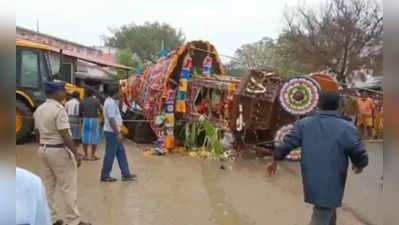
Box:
[274,124,294,147]
[274,123,301,161]
[279,76,320,116]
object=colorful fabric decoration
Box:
[164,90,175,126]
[279,77,320,115]
[163,89,176,149]
[202,55,212,76]
[131,58,172,147]
[121,81,132,110]
[128,41,227,150]
[128,71,141,111]
[140,58,172,122]
[176,54,192,113]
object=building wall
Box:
[16,26,105,60]
[93,45,117,63]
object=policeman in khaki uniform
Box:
[34,81,91,225]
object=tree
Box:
[113,49,142,80]
[226,37,278,77]
[106,22,185,64]
[224,61,248,77]
[226,37,307,77]
[281,0,383,84]
[233,37,276,69]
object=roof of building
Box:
[16,39,131,70]
[58,47,131,70]
[17,26,99,52]
[75,60,115,81]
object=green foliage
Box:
[202,120,223,156]
[227,37,310,77]
[117,49,141,69]
[180,119,223,156]
[224,61,248,77]
[106,21,185,64]
[272,39,314,78]
[112,72,130,81]
[184,120,201,148]
[112,49,141,81]
[233,37,276,69]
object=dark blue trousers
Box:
[101,131,131,179]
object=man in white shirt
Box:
[100,85,136,182]
[65,92,80,116]
[16,167,52,225]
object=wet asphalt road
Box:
[16,140,381,225]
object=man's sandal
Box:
[101,177,117,182]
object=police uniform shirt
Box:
[34,99,71,145]
[16,167,52,225]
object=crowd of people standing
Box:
[20,81,137,225]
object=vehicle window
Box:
[40,54,48,82]
[20,50,40,88]
[16,49,21,83]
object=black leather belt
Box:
[39,144,65,148]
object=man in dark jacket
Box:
[268,92,369,225]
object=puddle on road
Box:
[200,160,255,225]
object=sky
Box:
[16,0,324,62]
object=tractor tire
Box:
[16,100,34,144]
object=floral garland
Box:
[274,124,294,147]
[286,148,302,161]
[274,124,301,161]
[279,77,320,115]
